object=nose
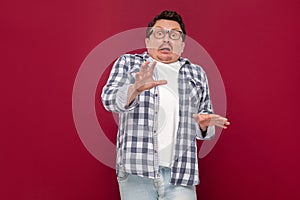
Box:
[163,33,171,42]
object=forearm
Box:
[127,84,140,106]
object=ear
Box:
[145,38,150,48]
[181,42,185,53]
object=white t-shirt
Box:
[155,60,181,167]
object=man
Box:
[102,10,229,200]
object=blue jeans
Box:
[117,166,197,200]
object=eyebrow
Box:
[153,26,181,31]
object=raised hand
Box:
[127,61,167,105]
[134,61,167,92]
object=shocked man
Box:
[102,10,229,200]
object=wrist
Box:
[127,84,140,105]
[200,124,208,132]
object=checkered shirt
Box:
[101,52,215,186]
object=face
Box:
[145,19,185,64]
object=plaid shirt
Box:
[101,52,215,186]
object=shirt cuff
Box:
[196,125,215,140]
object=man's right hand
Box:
[127,61,167,105]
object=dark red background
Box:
[1,0,300,199]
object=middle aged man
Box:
[102,10,230,200]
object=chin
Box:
[158,54,178,63]
[157,57,172,63]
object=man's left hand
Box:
[193,113,230,131]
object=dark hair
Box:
[146,10,186,41]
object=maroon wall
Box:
[1,0,299,199]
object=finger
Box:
[155,80,167,85]
[147,80,167,89]
[137,80,167,91]
[214,123,227,129]
[214,119,230,128]
[212,116,227,124]
[210,114,222,120]
[141,82,160,90]
[210,114,228,122]
[211,119,226,127]
[225,121,230,125]
[140,61,150,73]
[215,117,227,124]
[135,72,141,81]
[148,61,157,74]
[221,125,228,129]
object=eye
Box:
[170,31,180,39]
[155,30,164,37]
[170,32,178,38]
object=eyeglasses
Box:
[150,28,183,40]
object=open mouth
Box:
[159,47,171,51]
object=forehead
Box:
[152,19,182,30]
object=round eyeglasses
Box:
[151,28,183,40]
